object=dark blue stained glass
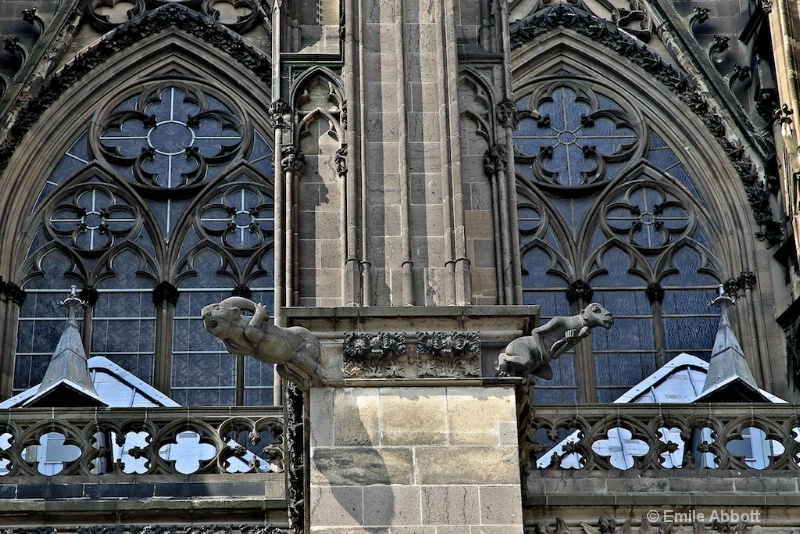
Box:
[542,228,564,253]
[665,164,704,205]
[664,316,718,353]
[590,248,646,288]
[649,131,667,149]
[514,87,638,186]
[693,227,712,249]
[244,388,275,406]
[592,317,654,351]
[245,357,275,386]
[547,353,577,386]
[662,288,718,314]
[16,320,34,354]
[523,290,570,317]
[597,96,624,111]
[646,147,679,172]
[249,131,273,162]
[588,228,606,256]
[597,388,629,403]
[521,247,568,287]
[595,353,657,387]
[252,159,274,177]
[248,257,276,290]
[592,289,650,314]
[533,387,579,404]
[185,388,235,407]
[550,197,593,237]
[13,355,51,391]
[518,205,542,234]
[30,319,66,353]
[661,247,719,286]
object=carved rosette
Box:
[415,332,482,378]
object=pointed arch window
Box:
[14,77,276,406]
[514,78,722,403]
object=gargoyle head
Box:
[201,297,257,346]
[581,303,614,329]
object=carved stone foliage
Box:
[342,332,482,379]
[0,407,283,477]
[85,0,264,34]
[285,382,304,534]
[342,332,407,378]
[527,403,799,472]
[509,2,783,245]
[416,332,482,378]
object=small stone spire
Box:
[23,286,105,407]
[695,284,766,402]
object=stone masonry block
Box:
[471,527,525,534]
[333,388,380,446]
[309,485,364,527]
[432,528,470,534]
[415,446,519,485]
[310,389,335,447]
[365,0,398,22]
[390,527,436,534]
[447,387,515,445]
[478,485,523,525]
[421,485,480,525]
[312,447,414,486]
[379,387,447,445]
[363,485,422,526]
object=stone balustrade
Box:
[527,403,800,472]
[0,406,284,478]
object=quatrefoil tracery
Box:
[514,84,641,190]
[97,84,244,194]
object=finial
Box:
[709,271,756,308]
[59,285,87,322]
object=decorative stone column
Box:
[283,306,537,533]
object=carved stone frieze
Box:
[342,331,483,379]
[342,332,407,378]
[509,2,783,245]
[416,332,482,378]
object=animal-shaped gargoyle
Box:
[497,303,613,380]
[201,297,331,388]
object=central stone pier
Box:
[284,306,537,533]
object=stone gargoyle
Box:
[201,297,331,388]
[497,303,613,380]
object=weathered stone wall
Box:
[309,386,524,533]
